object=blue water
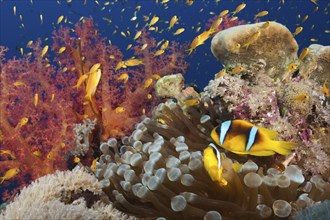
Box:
[0,0,329,89]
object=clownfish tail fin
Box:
[273,140,296,155]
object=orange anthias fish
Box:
[0,150,16,159]
[210,120,296,156]
[0,168,20,184]
[85,68,101,102]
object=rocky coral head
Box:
[211,21,298,78]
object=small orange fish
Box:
[32,150,41,157]
[91,157,99,171]
[143,78,153,89]
[0,168,20,184]
[230,66,244,74]
[117,72,129,84]
[0,150,16,159]
[47,151,54,159]
[215,69,226,78]
[73,157,81,163]
[294,93,310,101]
[18,117,29,127]
[184,99,200,107]
[299,48,310,61]
[34,93,38,107]
[293,27,303,36]
[322,80,329,97]
[115,106,125,113]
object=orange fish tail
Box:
[273,140,296,155]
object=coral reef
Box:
[207,21,330,180]
[0,168,134,220]
[93,100,329,219]
[52,19,189,140]
[0,18,189,203]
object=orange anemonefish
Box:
[210,120,296,156]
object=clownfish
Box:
[203,143,228,186]
[210,120,296,156]
[203,143,242,187]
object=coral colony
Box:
[1,18,330,220]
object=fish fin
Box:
[258,127,279,140]
[85,94,92,102]
[0,178,4,184]
[272,140,296,155]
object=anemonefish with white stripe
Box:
[210,120,296,156]
[203,143,242,187]
[203,143,228,186]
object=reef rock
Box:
[211,21,298,79]
[299,44,330,83]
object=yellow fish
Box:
[124,59,144,67]
[243,30,261,49]
[26,40,33,47]
[293,27,303,36]
[18,117,29,127]
[173,28,185,35]
[0,150,16,159]
[34,93,38,107]
[133,30,142,40]
[299,48,309,61]
[73,157,81,163]
[143,78,153,89]
[73,74,88,90]
[89,63,101,74]
[117,72,129,84]
[115,61,126,70]
[255,10,269,18]
[91,157,99,171]
[230,65,244,74]
[58,46,66,54]
[51,93,55,102]
[232,3,246,16]
[13,6,16,16]
[160,40,169,50]
[57,15,64,24]
[209,17,223,34]
[260,21,271,29]
[168,15,178,30]
[152,74,161,80]
[47,151,54,159]
[211,120,296,156]
[32,150,41,157]
[203,144,228,187]
[148,16,159,27]
[13,81,26,87]
[0,168,20,184]
[215,69,226,78]
[183,99,200,107]
[322,80,329,97]
[301,15,309,23]
[85,69,101,101]
[115,106,125,113]
[40,45,49,58]
[126,44,133,50]
[154,49,165,57]
[141,43,148,50]
[294,93,310,101]
[219,10,229,17]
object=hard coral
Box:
[0,168,134,220]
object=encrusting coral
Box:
[0,167,134,220]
